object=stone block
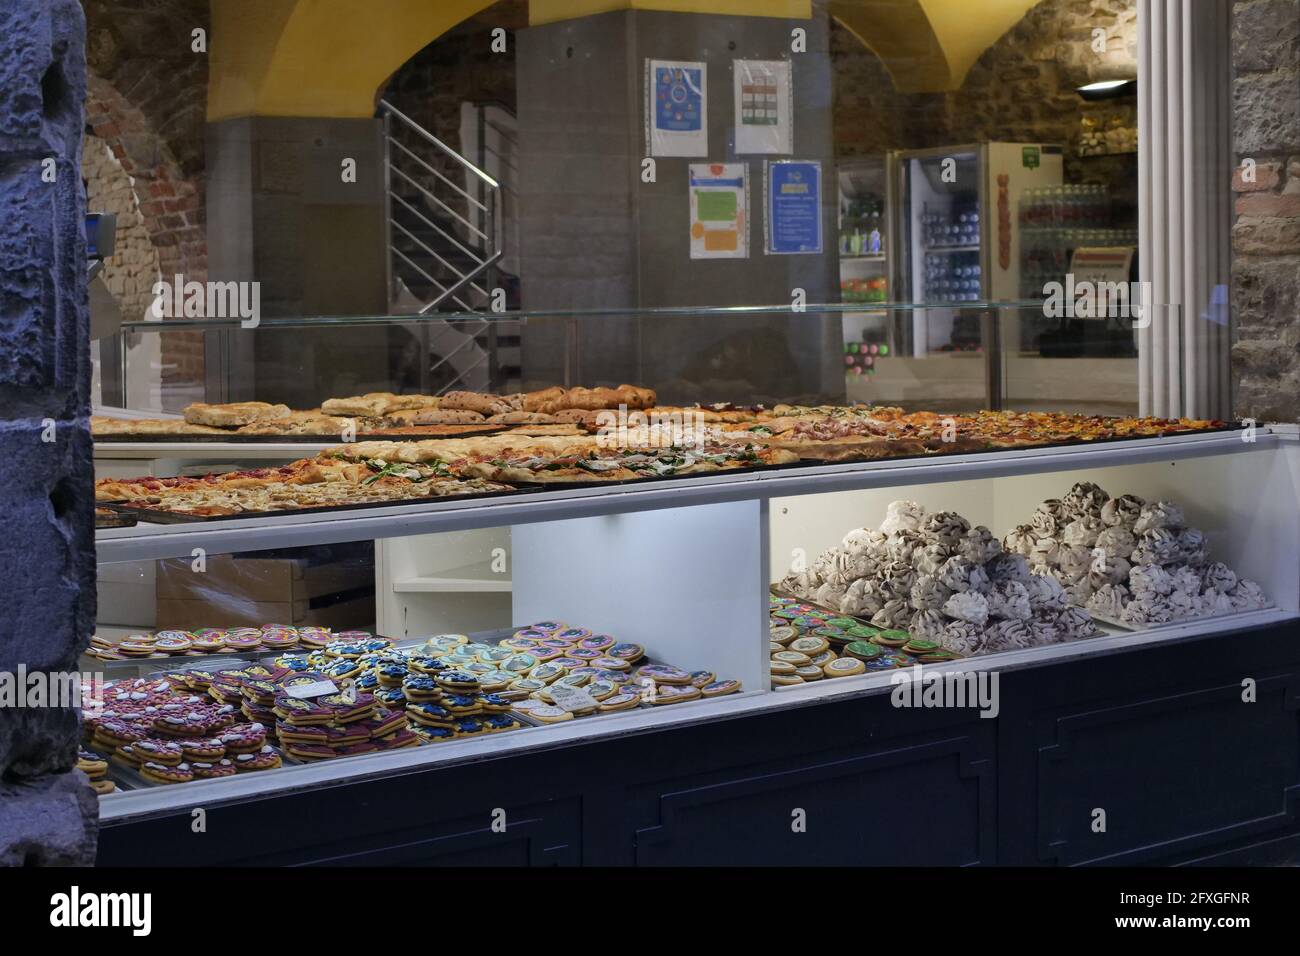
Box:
[0,772,97,866]
[0,424,96,675]
[1235,71,1300,154]
[1233,214,1300,254]
[1233,255,1300,332]
[1233,0,1300,73]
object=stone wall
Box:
[831,0,1140,219]
[0,0,99,864]
[1231,0,1300,421]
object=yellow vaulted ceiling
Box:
[529,0,811,24]
[206,0,1039,119]
[830,0,1041,93]
[207,0,500,120]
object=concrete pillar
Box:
[516,9,842,404]
[0,0,99,864]
[205,117,395,407]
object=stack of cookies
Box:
[406,624,742,725]
[769,597,962,687]
[85,624,361,662]
[82,675,285,786]
[77,749,115,795]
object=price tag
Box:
[548,683,598,713]
[285,680,338,700]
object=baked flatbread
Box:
[183,402,291,428]
[92,416,231,436]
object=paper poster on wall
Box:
[648,59,708,157]
[689,163,748,259]
[733,59,792,155]
[765,160,822,255]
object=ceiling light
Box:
[1077,79,1137,100]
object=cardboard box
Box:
[154,593,374,631]
[154,544,374,629]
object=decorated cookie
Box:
[651,684,701,705]
[822,657,867,678]
[699,679,742,698]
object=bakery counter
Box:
[91,429,1300,864]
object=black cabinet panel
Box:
[631,735,994,865]
[1035,675,1300,865]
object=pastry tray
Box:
[507,458,816,489]
[1087,602,1276,632]
[99,483,535,523]
[95,510,138,529]
[93,424,512,443]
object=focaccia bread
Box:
[235,412,356,436]
[92,416,232,436]
[183,402,292,428]
[411,408,487,425]
[521,387,567,412]
[321,392,437,417]
[486,411,557,424]
[439,391,515,416]
[527,385,658,415]
[379,393,440,413]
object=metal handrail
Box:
[379,99,499,188]
[392,220,488,300]
[418,251,502,316]
[388,136,490,213]
[392,247,473,313]
[388,163,490,243]
[380,97,508,385]
[390,192,489,275]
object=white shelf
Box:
[392,559,511,593]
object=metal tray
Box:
[93,424,511,443]
[95,510,138,529]
[101,483,534,524]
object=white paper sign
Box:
[689,163,748,259]
[285,679,339,700]
[648,59,708,157]
[549,683,598,713]
[734,59,792,155]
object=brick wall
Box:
[1231,0,1300,420]
[82,0,209,400]
[81,132,160,325]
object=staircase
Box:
[379,99,516,394]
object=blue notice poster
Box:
[766,161,823,255]
[656,65,703,132]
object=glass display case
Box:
[86,309,1297,825]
